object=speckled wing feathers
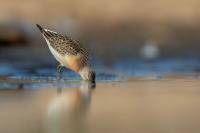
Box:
[43,30,88,57]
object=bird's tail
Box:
[36,24,44,33]
[36,24,58,39]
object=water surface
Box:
[0,80,200,133]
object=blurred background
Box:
[0,0,200,80]
[1,1,200,133]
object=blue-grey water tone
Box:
[1,56,200,89]
[1,58,200,78]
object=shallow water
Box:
[1,57,200,85]
[0,80,200,133]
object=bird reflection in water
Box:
[46,81,95,133]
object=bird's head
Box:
[79,67,96,84]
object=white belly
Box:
[45,38,66,66]
[49,46,65,65]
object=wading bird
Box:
[36,24,95,83]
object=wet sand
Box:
[0,79,200,133]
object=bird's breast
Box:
[63,54,83,72]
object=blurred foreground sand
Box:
[0,80,200,133]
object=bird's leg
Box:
[56,64,64,93]
[56,64,64,80]
[57,64,64,72]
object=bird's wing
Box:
[36,24,88,57]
